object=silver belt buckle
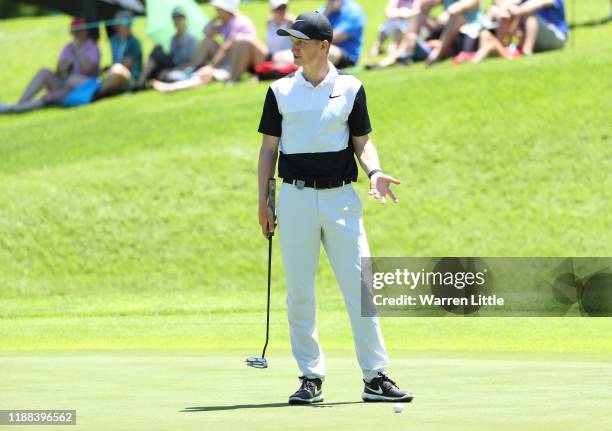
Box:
[295,180,305,189]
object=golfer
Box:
[257,12,413,405]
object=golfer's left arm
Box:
[353,135,401,204]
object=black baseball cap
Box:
[276,12,333,42]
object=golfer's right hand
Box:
[259,205,276,239]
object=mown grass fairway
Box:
[2,351,612,431]
[0,0,611,429]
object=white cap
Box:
[211,0,240,15]
[270,0,288,9]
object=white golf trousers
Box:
[277,182,389,382]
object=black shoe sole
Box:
[288,394,324,405]
[362,392,414,403]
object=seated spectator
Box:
[365,32,433,69]
[135,6,198,89]
[465,1,524,64]
[370,0,422,57]
[153,0,266,92]
[190,0,256,71]
[320,0,366,68]
[0,18,100,113]
[265,0,295,64]
[425,0,481,65]
[509,0,567,55]
[96,10,143,98]
[467,27,522,63]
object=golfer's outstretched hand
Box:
[369,172,401,204]
[259,205,276,239]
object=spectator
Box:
[320,0,366,68]
[510,0,567,55]
[266,0,295,64]
[135,6,198,89]
[370,0,422,57]
[425,0,481,65]
[0,18,100,113]
[191,0,256,70]
[153,0,265,92]
[464,1,524,64]
[97,11,143,97]
[366,0,440,69]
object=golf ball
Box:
[393,403,404,413]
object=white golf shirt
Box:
[258,63,372,182]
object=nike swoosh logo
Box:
[367,385,384,395]
[329,94,342,99]
[294,20,305,23]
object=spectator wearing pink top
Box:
[193,0,256,70]
[153,0,263,92]
[1,18,100,113]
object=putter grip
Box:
[268,178,276,214]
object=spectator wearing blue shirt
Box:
[98,11,143,97]
[320,0,366,68]
[507,0,567,55]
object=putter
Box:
[246,178,276,369]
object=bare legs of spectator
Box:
[152,66,215,93]
[521,14,539,55]
[426,13,465,65]
[153,37,273,92]
[192,37,221,67]
[227,34,269,82]
[370,29,391,57]
[416,0,443,37]
[471,29,515,63]
[97,63,132,97]
[9,74,87,113]
[18,68,63,103]
[371,31,418,68]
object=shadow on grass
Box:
[569,17,611,29]
[181,401,363,412]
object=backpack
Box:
[254,61,299,81]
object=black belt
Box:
[283,178,352,190]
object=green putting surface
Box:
[2,350,611,431]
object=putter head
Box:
[246,356,268,369]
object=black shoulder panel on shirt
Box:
[258,87,283,137]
